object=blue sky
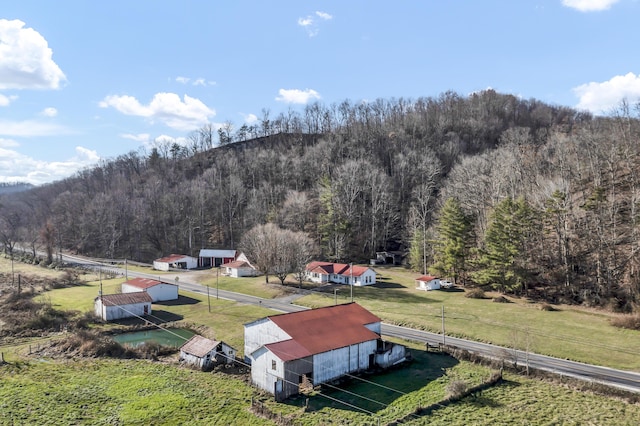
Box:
[2,0,640,185]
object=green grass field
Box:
[3,257,640,424]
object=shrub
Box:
[465,288,486,299]
[446,380,468,398]
[540,303,557,311]
[610,314,640,330]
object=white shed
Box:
[179,335,237,370]
[416,275,441,291]
[244,303,386,401]
[94,292,152,321]
[121,278,179,302]
[153,254,198,271]
[221,253,257,277]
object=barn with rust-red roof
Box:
[244,303,407,401]
[121,277,178,302]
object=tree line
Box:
[1,90,639,311]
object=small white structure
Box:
[221,252,257,277]
[179,335,237,370]
[416,275,440,291]
[94,292,152,321]
[153,254,198,271]
[305,262,377,286]
[121,278,179,302]
[244,303,406,401]
[198,249,237,268]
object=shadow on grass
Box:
[155,295,201,306]
[146,310,184,323]
[287,350,459,414]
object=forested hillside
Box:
[2,90,639,311]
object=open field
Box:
[2,342,640,425]
[3,257,640,424]
[3,257,640,370]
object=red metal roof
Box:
[96,292,152,306]
[305,261,372,277]
[155,254,192,263]
[416,275,438,282]
[123,278,164,289]
[180,335,220,358]
[265,339,312,362]
[266,303,381,359]
[222,260,253,269]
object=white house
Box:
[221,252,257,277]
[244,303,407,401]
[153,254,198,271]
[121,278,179,302]
[94,292,152,321]
[416,275,441,291]
[198,249,237,268]
[179,335,237,370]
[305,262,376,286]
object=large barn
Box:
[94,292,152,321]
[121,278,178,302]
[244,303,407,401]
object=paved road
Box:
[64,253,640,394]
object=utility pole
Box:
[216,267,220,300]
[334,288,338,305]
[207,282,211,313]
[125,258,128,280]
[441,305,446,346]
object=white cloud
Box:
[315,11,333,20]
[120,133,151,142]
[41,107,57,117]
[0,119,70,137]
[99,92,216,131]
[276,88,321,104]
[175,76,216,87]
[0,137,19,148]
[562,0,619,12]
[298,11,332,37]
[0,145,99,185]
[0,94,18,106]
[243,113,258,124]
[573,72,640,113]
[0,19,66,90]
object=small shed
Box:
[94,292,152,321]
[179,335,237,370]
[221,253,257,277]
[198,249,237,268]
[121,278,179,302]
[153,254,198,271]
[416,275,440,291]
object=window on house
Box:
[272,360,276,370]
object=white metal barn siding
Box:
[244,318,292,363]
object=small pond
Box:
[112,328,195,348]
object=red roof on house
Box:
[417,275,438,282]
[155,254,192,263]
[305,261,372,277]
[180,335,220,358]
[96,292,152,306]
[266,303,381,359]
[222,260,253,269]
[122,277,165,290]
